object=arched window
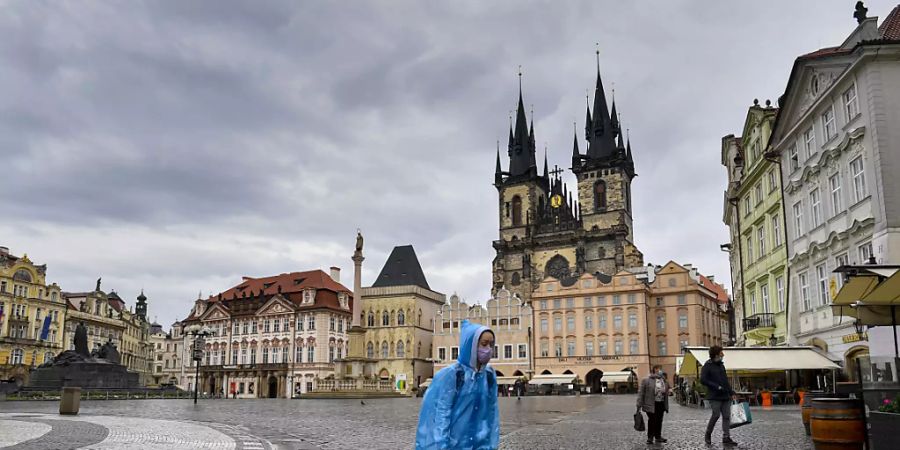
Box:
[382,311,389,326]
[11,348,24,365]
[367,342,374,358]
[367,312,375,327]
[381,341,389,359]
[511,195,522,226]
[396,341,405,357]
[397,310,405,326]
[594,180,607,211]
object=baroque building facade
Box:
[492,63,643,305]
[181,269,352,398]
[770,6,900,372]
[722,101,790,346]
[0,247,66,386]
[432,289,532,384]
[531,261,728,389]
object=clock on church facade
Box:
[492,63,644,304]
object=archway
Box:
[379,368,390,380]
[267,376,278,398]
[845,346,870,382]
[513,370,524,377]
[495,370,505,377]
[541,370,552,375]
[208,376,216,396]
[586,369,603,394]
[563,370,574,374]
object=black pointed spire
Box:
[586,50,618,161]
[584,93,592,140]
[571,124,581,169]
[507,69,538,178]
[543,147,549,179]
[495,141,503,185]
[610,99,620,138]
[616,113,626,150]
[626,130,634,162]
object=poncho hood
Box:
[458,320,492,370]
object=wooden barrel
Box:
[810,398,865,450]
[802,391,828,435]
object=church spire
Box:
[507,68,538,179]
[610,98,620,139]
[586,49,618,161]
[495,141,503,185]
[543,147,549,179]
[584,93,592,140]
[571,123,581,168]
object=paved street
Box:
[0,395,811,449]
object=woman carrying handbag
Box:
[636,365,669,445]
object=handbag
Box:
[729,401,753,429]
[634,407,646,432]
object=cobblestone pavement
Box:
[0,395,813,449]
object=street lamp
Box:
[186,324,214,405]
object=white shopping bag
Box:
[729,401,752,428]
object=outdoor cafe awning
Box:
[831,270,900,326]
[677,347,839,377]
[601,371,635,383]
[497,377,520,385]
[528,374,577,385]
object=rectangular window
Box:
[793,201,804,238]
[746,236,754,261]
[680,339,689,351]
[829,173,843,217]
[755,183,763,205]
[599,315,607,329]
[804,127,816,158]
[504,344,513,359]
[851,156,867,203]
[822,107,836,139]
[768,170,777,193]
[329,316,335,331]
[540,300,547,310]
[273,319,280,333]
[628,313,637,329]
[585,341,594,356]
[518,344,527,359]
[776,277,785,311]
[750,291,757,315]
[859,241,873,264]
[555,342,562,357]
[566,341,575,356]
[554,317,562,332]
[658,340,668,356]
[629,338,638,355]
[233,322,240,335]
[540,318,548,333]
[761,284,770,313]
[597,296,606,306]
[451,347,459,360]
[307,346,314,362]
[613,315,622,330]
[657,314,665,330]
[810,189,822,228]
[297,316,304,331]
[627,293,636,304]
[540,342,549,357]
[241,348,248,364]
[743,196,751,217]
[599,341,608,355]
[566,316,575,331]
[612,295,621,305]
[553,299,561,309]
[758,226,766,256]
[835,254,849,287]
[584,297,592,307]
[773,214,782,247]
[843,84,859,119]
[678,314,688,329]
[614,340,623,355]
[799,272,811,311]
[789,144,799,171]
[677,294,686,305]
[249,348,256,364]
[263,320,270,333]
[585,315,593,330]
[566,298,574,308]
[656,297,664,307]
[308,316,315,330]
[438,347,446,361]
[817,263,829,305]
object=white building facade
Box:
[770,12,900,372]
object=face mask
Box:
[714,356,723,362]
[477,347,492,364]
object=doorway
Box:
[267,376,278,398]
[586,369,604,394]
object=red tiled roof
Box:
[699,274,729,305]
[880,5,900,40]
[799,46,848,59]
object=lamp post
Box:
[187,325,213,405]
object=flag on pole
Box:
[40,315,51,341]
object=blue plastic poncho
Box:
[415,320,500,450]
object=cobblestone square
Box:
[0,395,812,449]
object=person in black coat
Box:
[700,346,738,446]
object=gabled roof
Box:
[880,5,900,40]
[371,245,430,290]
[216,269,351,300]
[699,274,729,305]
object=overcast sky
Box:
[2,1,895,328]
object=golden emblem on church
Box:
[550,194,563,208]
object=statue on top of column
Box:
[354,230,364,258]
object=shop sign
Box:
[842,333,868,344]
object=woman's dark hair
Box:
[651,364,663,372]
[709,345,723,359]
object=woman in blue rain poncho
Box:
[416,320,500,450]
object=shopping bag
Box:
[729,401,752,428]
[634,409,646,432]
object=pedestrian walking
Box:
[701,345,738,446]
[636,364,669,444]
[415,320,500,450]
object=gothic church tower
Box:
[492,61,643,303]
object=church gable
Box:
[256,294,295,316]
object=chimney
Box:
[0,246,8,256]
[330,266,341,283]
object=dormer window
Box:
[338,293,349,310]
[302,289,316,305]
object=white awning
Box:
[677,347,840,377]
[602,371,635,383]
[497,376,520,385]
[419,378,432,388]
[528,374,577,385]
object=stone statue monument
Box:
[95,277,102,292]
[74,322,89,357]
[854,1,868,24]
[355,230,364,255]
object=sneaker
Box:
[647,438,654,444]
[655,437,668,443]
[723,437,738,446]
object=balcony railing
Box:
[742,313,775,331]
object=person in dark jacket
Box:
[637,365,669,444]
[700,346,737,446]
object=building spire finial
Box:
[518,65,522,94]
[595,43,600,73]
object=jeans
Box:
[647,401,666,440]
[706,400,731,439]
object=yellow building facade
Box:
[0,247,66,385]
